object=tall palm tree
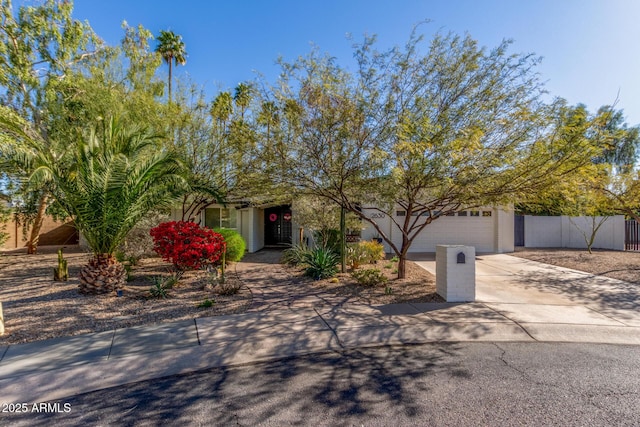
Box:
[7,114,192,293]
[233,83,253,120]
[155,30,187,102]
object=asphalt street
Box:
[4,342,639,426]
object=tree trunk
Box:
[397,255,407,279]
[168,60,173,102]
[79,253,126,294]
[27,192,48,254]
[340,206,346,273]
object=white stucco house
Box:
[171,203,515,254]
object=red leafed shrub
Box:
[150,221,225,271]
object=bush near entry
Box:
[150,221,225,272]
[213,228,246,263]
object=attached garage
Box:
[360,207,514,254]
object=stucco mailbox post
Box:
[435,245,476,302]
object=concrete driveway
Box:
[412,253,640,330]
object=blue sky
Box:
[62,1,640,125]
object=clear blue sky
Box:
[52,1,640,125]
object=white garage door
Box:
[392,210,496,253]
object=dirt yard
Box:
[513,248,640,285]
[297,258,443,305]
[0,246,250,345]
[0,246,440,345]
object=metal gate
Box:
[514,215,525,246]
[625,219,640,251]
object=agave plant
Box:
[301,246,339,280]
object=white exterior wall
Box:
[360,207,513,253]
[254,208,265,251]
[237,207,265,253]
[494,207,515,253]
[524,216,563,247]
[524,215,624,250]
[169,208,183,222]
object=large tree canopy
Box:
[0,0,98,252]
[268,30,597,278]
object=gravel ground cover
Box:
[512,247,640,285]
[0,246,440,345]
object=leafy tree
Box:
[0,0,98,253]
[272,30,597,278]
[519,104,640,225]
[155,30,187,102]
[589,106,640,222]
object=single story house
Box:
[171,203,515,254]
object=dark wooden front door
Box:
[265,206,292,245]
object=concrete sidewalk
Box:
[2,254,640,403]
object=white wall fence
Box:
[524,215,625,250]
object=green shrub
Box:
[197,298,215,308]
[149,277,170,299]
[347,240,385,268]
[281,244,312,266]
[313,228,341,253]
[351,268,388,286]
[360,240,385,263]
[148,275,177,299]
[302,247,339,280]
[213,228,246,263]
[346,243,367,269]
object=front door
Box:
[264,206,292,245]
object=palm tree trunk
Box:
[168,60,173,102]
[27,192,48,254]
[79,253,126,294]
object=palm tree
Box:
[10,115,192,293]
[233,83,253,120]
[155,30,187,102]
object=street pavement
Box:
[1,253,640,404]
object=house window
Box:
[205,207,237,229]
[482,211,492,217]
[470,211,480,217]
[445,212,455,216]
[458,211,468,216]
[396,210,406,216]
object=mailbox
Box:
[436,245,476,302]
